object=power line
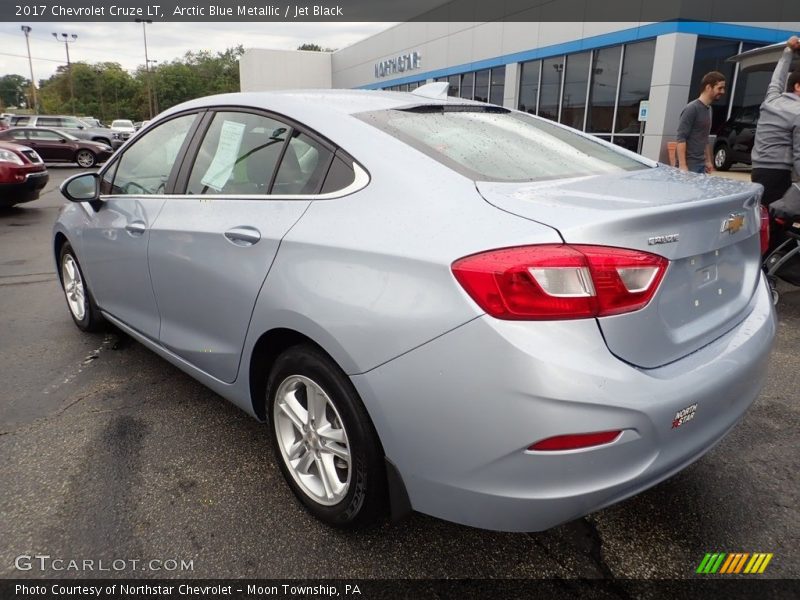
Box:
[0,50,65,63]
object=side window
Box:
[12,116,29,126]
[30,130,63,141]
[186,112,289,195]
[272,131,333,195]
[37,117,60,127]
[111,114,196,195]
[320,154,356,194]
[62,118,84,128]
[100,161,119,195]
[10,130,29,140]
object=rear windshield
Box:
[357,107,647,182]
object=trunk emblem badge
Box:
[648,234,679,245]
[720,213,746,234]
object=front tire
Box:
[713,144,732,171]
[59,242,104,332]
[75,149,97,168]
[266,345,386,528]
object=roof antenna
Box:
[411,82,449,100]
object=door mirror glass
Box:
[61,172,100,202]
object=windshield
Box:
[112,120,133,128]
[357,107,647,182]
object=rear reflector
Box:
[452,244,668,320]
[529,430,622,451]
[760,204,770,254]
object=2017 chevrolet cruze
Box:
[53,83,776,531]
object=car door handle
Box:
[224,226,261,246]
[125,221,147,236]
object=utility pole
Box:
[135,18,154,119]
[52,32,78,114]
[147,59,159,114]
[20,26,37,111]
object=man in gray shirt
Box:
[677,71,726,173]
[751,36,800,207]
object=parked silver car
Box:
[53,84,776,531]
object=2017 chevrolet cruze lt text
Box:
[53,83,776,531]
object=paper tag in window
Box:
[200,120,246,192]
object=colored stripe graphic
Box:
[700,553,773,574]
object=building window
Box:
[518,60,540,114]
[474,69,490,102]
[539,57,564,122]
[490,66,505,105]
[448,74,460,97]
[615,39,656,135]
[690,38,739,132]
[560,51,590,129]
[586,46,622,134]
[460,72,475,99]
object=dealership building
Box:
[240,20,799,162]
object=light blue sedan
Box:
[54,83,776,531]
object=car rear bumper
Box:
[0,170,49,205]
[352,273,776,531]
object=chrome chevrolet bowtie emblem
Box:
[720,212,746,234]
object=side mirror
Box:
[61,172,100,202]
[59,138,67,143]
[77,125,85,130]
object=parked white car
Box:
[110,119,136,142]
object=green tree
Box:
[297,43,335,52]
[0,74,31,108]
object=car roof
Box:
[164,89,485,119]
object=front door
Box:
[80,113,199,340]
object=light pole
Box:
[135,18,154,119]
[147,59,159,114]
[52,32,78,114]
[20,26,37,111]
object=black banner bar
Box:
[3,0,800,22]
[2,579,800,600]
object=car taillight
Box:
[528,430,622,451]
[759,204,770,254]
[451,244,668,320]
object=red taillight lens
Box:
[759,204,770,254]
[452,244,667,320]
[529,430,622,451]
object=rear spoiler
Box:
[728,43,800,72]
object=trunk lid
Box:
[477,165,763,368]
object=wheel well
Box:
[53,233,68,282]
[91,137,110,145]
[249,328,331,421]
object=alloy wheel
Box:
[273,375,351,506]
[62,254,86,321]
[76,150,96,168]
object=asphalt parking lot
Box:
[0,166,798,582]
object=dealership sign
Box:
[374,52,422,78]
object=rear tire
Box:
[75,149,97,168]
[59,242,105,332]
[266,344,386,528]
[713,144,732,171]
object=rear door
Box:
[147,109,334,383]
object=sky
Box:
[0,21,396,82]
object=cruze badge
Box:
[720,212,746,234]
[648,234,679,245]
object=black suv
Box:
[712,106,759,171]
[9,115,123,149]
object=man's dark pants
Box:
[752,167,793,254]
